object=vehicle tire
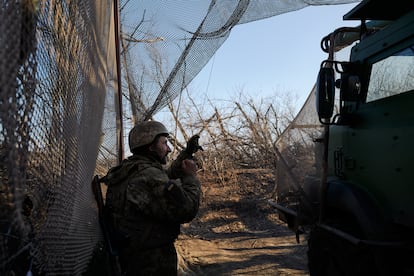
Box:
[307,226,377,276]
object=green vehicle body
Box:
[274,1,414,275]
[326,5,414,231]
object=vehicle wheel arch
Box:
[324,178,388,239]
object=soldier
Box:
[103,120,202,275]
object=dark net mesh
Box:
[0,0,358,274]
[0,0,117,274]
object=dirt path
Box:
[176,170,310,275]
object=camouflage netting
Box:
[0,0,117,274]
[0,0,358,274]
[273,86,325,214]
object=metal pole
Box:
[113,0,124,164]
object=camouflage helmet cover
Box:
[129,120,169,151]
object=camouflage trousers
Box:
[119,242,177,276]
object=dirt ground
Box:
[175,169,310,276]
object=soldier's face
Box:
[150,135,171,164]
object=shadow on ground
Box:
[176,169,309,275]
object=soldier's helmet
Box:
[129,120,169,151]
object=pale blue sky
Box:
[188,3,360,109]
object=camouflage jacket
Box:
[104,153,201,249]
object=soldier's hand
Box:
[185,135,203,154]
[182,159,197,176]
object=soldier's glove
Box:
[167,135,203,180]
[184,134,203,155]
